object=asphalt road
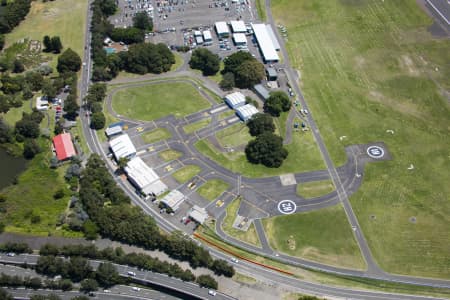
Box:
[74,0,450,299]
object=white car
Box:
[6,253,15,257]
[230,257,239,263]
[127,271,136,277]
[208,290,217,296]
[132,287,141,291]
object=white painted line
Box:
[228,117,239,123]
[426,0,450,25]
[210,106,227,114]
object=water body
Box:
[0,148,27,190]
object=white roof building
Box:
[236,104,259,121]
[230,20,246,33]
[251,24,279,62]
[225,92,246,109]
[194,30,202,37]
[36,96,49,111]
[233,33,247,45]
[189,205,208,224]
[105,125,123,138]
[109,134,136,160]
[215,21,230,37]
[203,30,212,42]
[195,35,204,45]
[125,157,168,196]
[266,24,280,50]
[160,190,185,211]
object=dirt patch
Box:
[400,55,420,76]
[369,90,424,119]
[354,55,366,69]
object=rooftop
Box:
[109,134,136,159]
[230,20,246,33]
[161,190,185,211]
[53,133,76,161]
[251,23,279,62]
[215,21,229,34]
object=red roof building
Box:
[53,133,76,161]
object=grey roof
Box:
[254,84,270,100]
[266,67,277,78]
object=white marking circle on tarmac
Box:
[367,146,385,159]
[277,200,297,215]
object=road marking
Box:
[210,106,227,114]
[277,200,297,215]
[366,145,385,159]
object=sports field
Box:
[112,82,211,121]
[272,0,450,278]
[5,0,88,63]
[263,204,365,270]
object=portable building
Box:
[195,35,204,45]
[233,33,247,46]
[230,20,246,33]
[236,104,259,121]
[266,67,278,81]
[203,30,212,43]
[215,21,230,38]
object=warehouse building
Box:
[236,104,259,121]
[189,205,209,224]
[230,20,246,33]
[266,24,281,50]
[53,133,76,161]
[224,92,246,109]
[251,24,279,63]
[215,21,230,38]
[233,33,247,46]
[109,134,136,160]
[160,190,185,212]
[125,157,168,197]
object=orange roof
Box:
[53,133,76,160]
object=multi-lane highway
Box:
[74,0,450,299]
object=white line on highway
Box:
[426,0,450,25]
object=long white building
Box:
[224,92,246,109]
[251,23,279,63]
[125,157,168,197]
[236,104,259,121]
[109,134,136,160]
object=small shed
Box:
[230,20,246,33]
[160,190,185,212]
[236,104,258,122]
[189,205,209,224]
[266,67,278,81]
[233,33,247,46]
[195,35,204,45]
[203,30,212,44]
[215,21,230,38]
[105,125,123,138]
[254,84,270,101]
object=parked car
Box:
[208,290,217,296]
[127,271,136,277]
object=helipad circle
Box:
[277,200,297,215]
[367,146,385,159]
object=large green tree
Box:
[223,51,254,75]
[189,48,220,76]
[235,59,265,88]
[96,262,121,287]
[245,132,288,168]
[133,11,153,31]
[57,48,82,74]
[246,113,275,136]
[90,112,105,130]
[264,91,291,117]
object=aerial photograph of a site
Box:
[0,0,448,299]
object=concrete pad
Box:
[279,173,297,186]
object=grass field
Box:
[222,198,261,247]
[112,82,211,121]
[215,123,252,148]
[1,140,80,237]
[141,128,172,144]
[195,123,325,177]
[5,0,88,66]
[272,0,450,278]
[297,179,335,199]
[263,204,365,270]
[183,118,211,134]
[171,165,201,183]
[196,179,229,201]
[158,149,182,162]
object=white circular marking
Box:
[367,146,385,159]
[277,200,297,215]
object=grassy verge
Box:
[183,118,211,134]
[141,128,172,144]
[197,179,229,201]
[171,165,201,183]
[5,0,88,64]
[170,52,184,72]
[217,109,235,120]
[222,198,261,247]
[112,82,211,121]
[196,225,450,298]
[263,204,366,270]
[158,149,182,162]
[232,273,257,284]
[216,123,252,148]
[296,179,335,198]
[255,0,267,21]
[272,0,450,278]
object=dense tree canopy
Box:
[111,27,144,44]
[219,72,235,91]
[0,0,31,34]
[235,59,265,88]
[133,11,153,31]
[245,132,288,168]
[189,48,220,76]
[120,43,175,74]
[223,51,254,75]
[57,48,82,74]
[246,113,275,136]
[264,91,291,117]
[90,112,105,130]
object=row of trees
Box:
[43,35,63,54]
[0,242,32,254]
[79,154,234,278]
[0,288,88,300]
[84,83,107,129]
[0,0,31,34]
[0,272,73,291]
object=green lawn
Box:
[112,82,211,121]
[1,101,32,126]
[197,179,230,201]
[217,109,235,120]
[195,123,325,178]
[158,149,182,162]
[183,118,211,134]
[263,204,365,270]
[170,52,184,72]
[272,0,450,278]
[171,165,201,183]
[297,179,335,199]
[215,123,252,148]
[141,128,172,144]
[222,197,261,247]
[1,140,81,237]
[255,0,267,21]
[5,0,88,66]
